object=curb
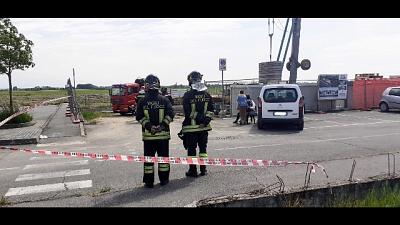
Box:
[0,104,62,145]
[79,121,86,136]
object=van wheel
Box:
[257,121,264,129]
[296,121,304,131]
[380,102,389,112]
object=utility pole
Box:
[289,18,301,84]
[221,70,224,111]
[73,68,76,89]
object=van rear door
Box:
[262,87,299,119]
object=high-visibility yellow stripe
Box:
[190,103,196,118]
[204,102,208,114]
[143,135,170,140]
[158,164,170,172]
[199,153,208,158]
[191,112,197,126]
[163,119,170,125]
[143,131,170,137]
[144,165,154,173]
[182,124,212,133]
[144,109,149,119]
[159,108,164,124]
[164,115,172,122]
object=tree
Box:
[0,18,35,113]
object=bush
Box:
[0,104,33,124]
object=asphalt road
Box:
[1,110,400,207]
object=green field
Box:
[0,89,111,117]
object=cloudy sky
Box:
[1,18,400,89]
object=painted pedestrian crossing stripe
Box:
[5,159,92,197]
[15,169,91,182]
[5,180,92,197]
[23,160,89,170]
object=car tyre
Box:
[380,102,389,112]
[257,121,264,129]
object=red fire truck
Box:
[109,83,140,115]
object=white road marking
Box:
[16,169,91,182]
[36,141,86,147]
[5,180,92,197]
[213,132,400,151]
[316,120,345,125]
[0,167,20,171]
[304,120,400,130]
[30,156,67,161]
[23,160,89,170]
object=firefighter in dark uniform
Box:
[135,78,145,109]
[181,71,214,177]
[136,74,174,188]
[161,87,173,105]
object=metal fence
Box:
[77,94,111,112]
[66,78,83,123]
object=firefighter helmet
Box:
[187,71,203,86]
[135,78,145,87]
[144,74,160,90]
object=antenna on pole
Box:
[268,18,275,62]
[73,68,76,89]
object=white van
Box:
[257,84,305,130]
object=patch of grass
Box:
[100,187,111,193]
[0,107,33,124]
[0,196,11,206]
[82,111,102,122]
[333,186,400,207]
[81,111,115,124]
[89,187,112,197]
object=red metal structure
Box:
[352,77,400,110]
[110,83,140,115]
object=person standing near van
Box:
[237,90,248,125]
[246,94,256,124]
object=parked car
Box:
[379,86,400,112]
[257,84,305,130]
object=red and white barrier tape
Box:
[0,146,328,177]
[0,96,69,128]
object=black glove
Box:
[144,122,152,131]
[159,123,166,132]
[150,125,157,135]
[204,116,212,126]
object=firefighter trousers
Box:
[185,131,208,173]
[143,140,170,184]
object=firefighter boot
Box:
[199,165,207,176]
[185,165,198,177]
[144,182,154,188]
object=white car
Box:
[257,84,305,130]
[379,86,400,112]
